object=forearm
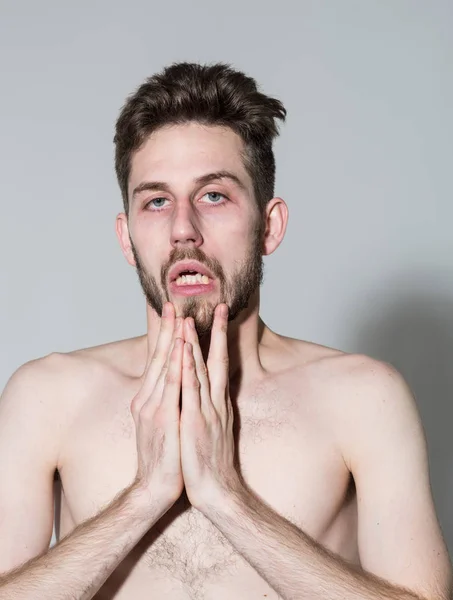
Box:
[204,487,425,600]
[0,483,164,600]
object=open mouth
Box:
[174,270,212,287]
[168,260,217,296]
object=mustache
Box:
[162,248,223,285]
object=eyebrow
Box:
[131,170,248,202]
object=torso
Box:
[55,328,360,600]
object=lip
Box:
[169,279,216,297]
[168,260,215,283]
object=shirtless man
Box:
[0,62,451,600]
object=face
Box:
[120,123,266,337]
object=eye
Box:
[144,191,227,212]
[146,197,168,210]
[202,191,227,205]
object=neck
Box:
[144,289,267,391]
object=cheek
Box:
[133,212,163,236]
[214,215,253,241]
[132,218,167,256]
[228,222,261,252]
[131,239,165,279]
[210,216,258,256]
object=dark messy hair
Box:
[114,62,287,217]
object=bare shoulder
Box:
[293,340,425,468]
[275,334,421,452]
[1,352,82,411]
[0,353,91,472]
[1,336,146,442]
[305,347,415,413]
[68,334,147,380]
[282,334,409,398]
[4,335,145,393]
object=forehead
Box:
[128,123,252,196]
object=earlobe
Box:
[262,198,289,256]
[115,213,136,267]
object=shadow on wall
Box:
[352,273,453,557]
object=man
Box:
[0,62,451,600]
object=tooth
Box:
[175,273,214,285]
[175,272,211,286]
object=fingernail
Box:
[220,304,228,317]
[189,318,195,329]
[163,303,169,317]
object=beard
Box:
[130,218,265,338]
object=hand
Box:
[130,302,184,516]
[180,303,243,512]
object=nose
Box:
[170,202,203,249]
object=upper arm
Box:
[339,358,452,600]
[0,357,62,574]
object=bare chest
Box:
[57,378,357,597]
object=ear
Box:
[261,197,289,256]
[115,213,136,267]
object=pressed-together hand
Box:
[130,301,243,515]
[180,303,243,512]
[130,304,185,515]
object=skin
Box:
[0,122,451,600]
[116,122,274,345]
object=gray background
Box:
[1,0,452,556]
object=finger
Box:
[132,322,179,420]
[181,342,202,414]
[207,304,229,413]
[151,321,184,402]
[183,318,211,414]
[144,302,174,372]
[159,337,184,411]
[165,316,184,366]
[225,379,234,427]
[139,306,181,406]
[142,335,184,415]
[147,311,183,382]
